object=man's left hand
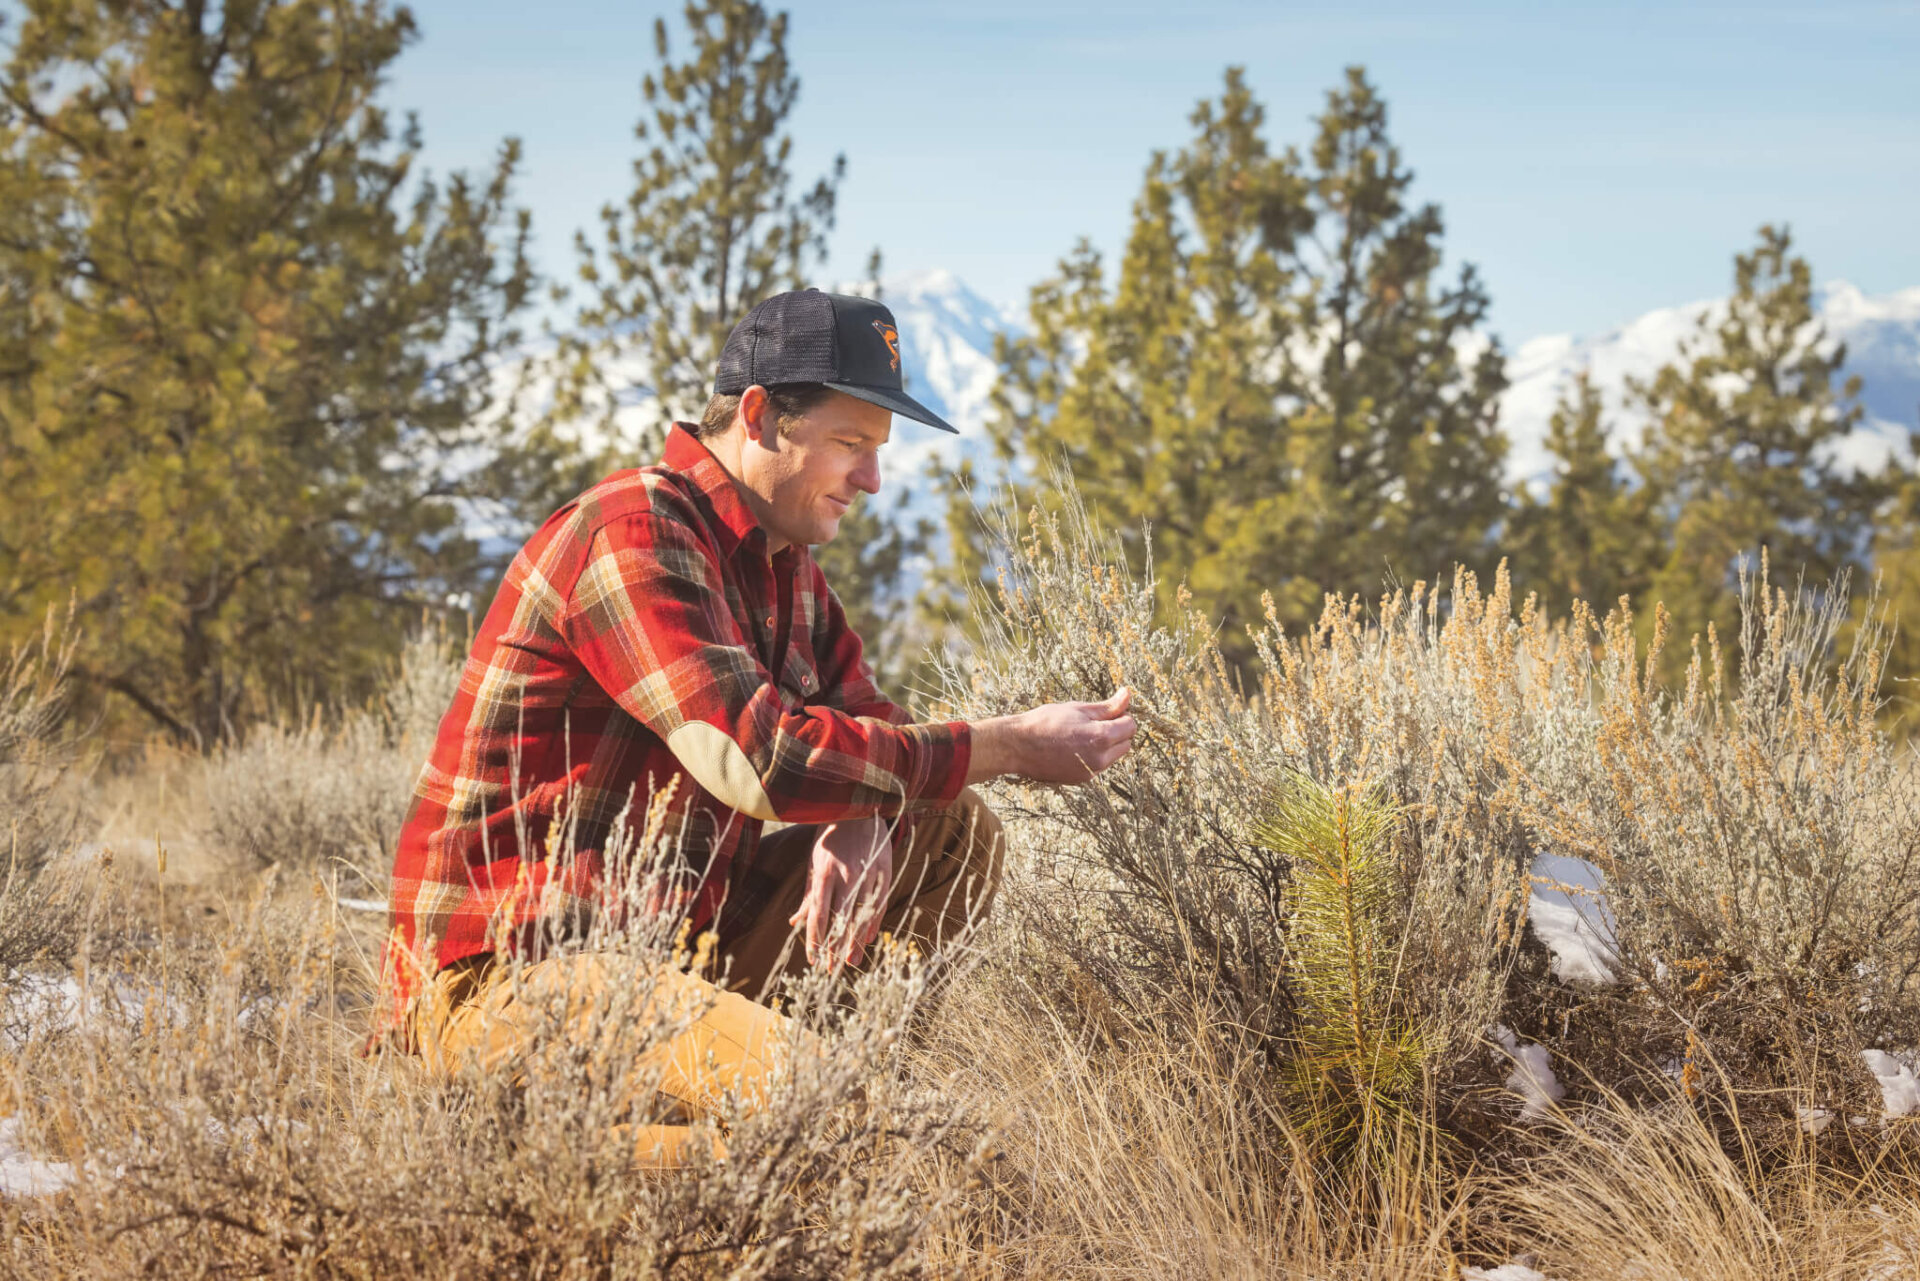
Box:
[788,815,894,969]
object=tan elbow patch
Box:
[666,722,779,820]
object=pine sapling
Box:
[1254,771,1438,1212]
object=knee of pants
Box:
[954,787,1007,895]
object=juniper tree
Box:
[949,68,1506,663]
[0,0,535,746]
[1628,226,1871,664]
[545,0,843,449]
[1506,373,1661,618]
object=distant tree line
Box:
[939,68,1916,712]
[2,0,1913,747]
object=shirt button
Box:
[765,615,775,627]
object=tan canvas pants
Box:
[413,787,1003,1169]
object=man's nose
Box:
[851,454,882,495]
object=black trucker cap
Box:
[712,288,958,434]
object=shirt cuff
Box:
[892,717,972,814]
[931,718,973,805]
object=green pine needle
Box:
[1253,771,1441,1208]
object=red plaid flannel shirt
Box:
[380,423,971,1020]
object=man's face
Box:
[739,388,890,551]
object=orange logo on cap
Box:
[872,319,900,373]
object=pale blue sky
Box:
[387,0,1920,344]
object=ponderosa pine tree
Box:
[1506,373,1661,618]
[1279,69,1508,628]
[1628,226,1871,663]
[543,10,925,699]
[944,72,1298,649]
[0,0,535,746]
[949,67,1506,659]
[543,0,843,448]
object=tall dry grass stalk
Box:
[1485,1082,1920,1279]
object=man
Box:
[379,288,1137,1163]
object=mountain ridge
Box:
[494,269,1920,527]
[872,269,1920,508]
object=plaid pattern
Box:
[380,424,970,1023]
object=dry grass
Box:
[6,480,1920,1277]
[196,630,463,887]
[3,792,992,1277]
[0,606,90,976]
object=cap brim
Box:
[823,382,959,434]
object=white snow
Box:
[1528,852,1619,986]
[3,971,192,1052]
[0,1115,73,1198]
[1797,1106,1835,1135]
[862,270,1022,521]
[2,973,82,1050]
[1501,279,1920,496]
[1462,1261,1552,1281]
[461,269,1920,578]
[1862,1050,1920,1118]
[1493,1025,1565,1120]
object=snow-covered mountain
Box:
[1502,281,1920,493]
[495,270,1920,529]
[864,270,1020,516]
[878,271,1920,508]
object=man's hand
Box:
[966,686,1138,786]
[788,814,893,969]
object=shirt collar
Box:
[661,422,772,561]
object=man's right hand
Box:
[966,687,1138,786]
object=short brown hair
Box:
[696,382,837,439]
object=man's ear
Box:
[737,385,771,448]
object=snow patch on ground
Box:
[0,1115,73,1198]
[2,974,81,1049]
[2,972,191,1051]
[1493,1025,1566,1120]
[1863,1050,1920,1117]
[1463,1261,1553,1281]
[1797,1106,1835,1135]
[0,1098,314,1200]
[1528,852,1618,985]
